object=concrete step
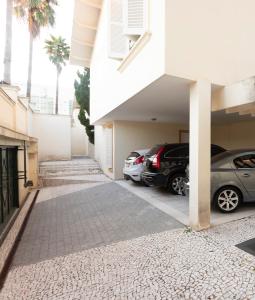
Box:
[41,178,101,187]
[39,168,102,177]
[39,158,104,187]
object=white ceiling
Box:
[100,75,191,124]
[98,75,255,125]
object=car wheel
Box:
[168,173,186,195]
[214,187,241,213]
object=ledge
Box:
[117,32,152,73]
[0,190,39,286]
[0,125,30,142]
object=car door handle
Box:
[242,173,250,177]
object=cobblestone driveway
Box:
[11,182,182,267]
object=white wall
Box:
[71,109,88,156]
[90,0,166,124]
[166,0,255,86]
[32,113,72,161]
[90,0,255,125]
[95,124,114,178]
[212,120,255,150]
[113,121,187,179]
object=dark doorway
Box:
[0,147,19,233]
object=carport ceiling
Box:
[99,75,255,125]
[101,75,191,124]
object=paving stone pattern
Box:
[1,217,255,299]
[11,182,182,266]
[1,156,255,299]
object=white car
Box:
[123,149,150,183]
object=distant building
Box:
[30,95,73,115]
[30,96,55,114]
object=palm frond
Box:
[14,0,57,38]
[45,35,70,74]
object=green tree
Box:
[13,0,57,98]
[3,0,13,84]
[74,68,94,144]
[45,35,70,114]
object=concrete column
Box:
[189,79,211,230]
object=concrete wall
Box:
[114,121,188,179]
[212,120,255,150]
[71,109,88,156]
[32,113,72,161]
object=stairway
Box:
[39,157,104,187]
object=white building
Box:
[70,0,255,230]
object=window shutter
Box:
[124,0,147,36]
[109,0,128,59]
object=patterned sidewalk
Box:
[1,216,255,299]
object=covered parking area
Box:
[95,75,255,230]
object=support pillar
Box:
[189,79,211,230]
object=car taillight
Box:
[134,156,144,165]
[152,147,164,169]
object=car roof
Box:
[156,143,224,147]
[218,149,255,157]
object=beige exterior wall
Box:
[90,0,166,124]
[15,101,28,135]
[88,0,255,124]
[166,0,255,86]
[95,124,114,179]
[0,90,15,130]
[212,120,255,150]
[0,86,39,207]
[113,121,187,179]
[31,113,72,161]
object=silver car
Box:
[123,149,150,183]
[185,149,255,213]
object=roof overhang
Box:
[70,0,102,67]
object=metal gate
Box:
[0,147,19,228]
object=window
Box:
[127,152,140,159]
[211,145,226,157]
[234,154,255,169]
[124,0,147,37]
[108,0,148,60]
[164,147,189,159]
[147,145,162,156]
[108,0,129,59]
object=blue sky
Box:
[0,1,82,108]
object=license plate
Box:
[125,163,131,168]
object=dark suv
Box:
[141,143,226,194]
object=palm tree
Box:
[13,0,57,98]
[45,35,70,114]
[3,0,13,84]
